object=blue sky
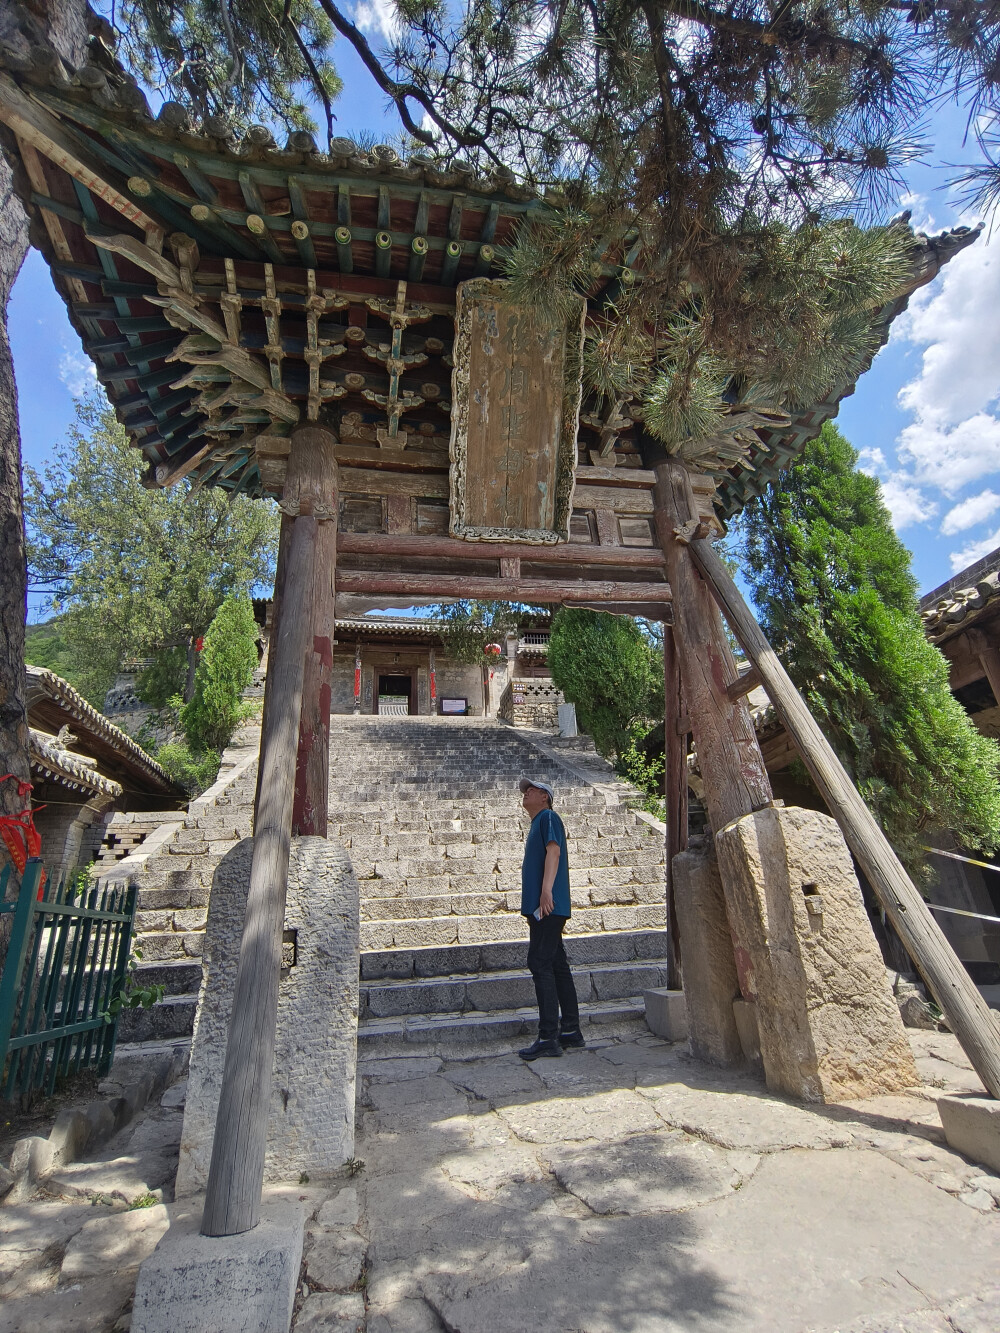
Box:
[10,22,1000,615]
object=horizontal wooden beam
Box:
[0,76,158,234]
[334,532,665,569]
[335,571,671,604]
[726,665,761,701]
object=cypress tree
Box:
[737,422,1000,874]
[180,594,259,755]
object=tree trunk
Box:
[0,3,89,906]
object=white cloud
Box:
[353,0,400,41]
[949,525,1000,573]
[879,474,937,530]
[896,411,1000,496]
[898,240,1000,430]
[856,446,886,475]
[58,346,96,397]
[941,490,1000,535]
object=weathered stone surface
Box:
[0,1272,136,1333]
[366,1075,470,1129]
[132,1194,305,1333]
[295,1292,366,1330]
[7,1135,53,1201]
[439,1141,545,1197]
[358,1056,443,1081]
[671,843,744,1065]
[45,1149,176,1202]
[303,1227,367,1291]
[0,1200,109,1285]
[160,1077,188,1108]
[440,1056,540,1105]
[938,1095,1000,1174]
[714,806,917,1101]
[497,1089,662,1143]
[644,1087,854,1151]
[543,1131,758,1214]
[61,1203,170,1277]
[365,1297,443,1333]
[732,999,763,1068]
[176,836,360,1195]
[644,988,688,1042]
[316,1187,360,1228]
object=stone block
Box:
[643,988,688,1041]
[938,1095,1000,1173]
[672,843,744,1067]
[48,1108,89,1166]
[61,1203,170,1278]
[175,838,359,1197]
[391,918,460,948]
[411,945,482,977]
[296,1293,365,1330]
[7,1136,54,1202]
[714,805,918,1102]
[131,1195,305,1333]
[732,998,763,1068]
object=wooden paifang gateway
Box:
[6,49,1000,1241]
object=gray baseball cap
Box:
[519,777,555,801]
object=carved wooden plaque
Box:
[449,279,585,542]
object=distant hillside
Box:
[24,618,93,699]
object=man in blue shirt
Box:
[517,777,583,1060]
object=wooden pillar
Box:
[652,459,773,834]
[688,536,1000,1103]
[292,427,339,837]
[662,621,687,987]
[201,427,336,1237]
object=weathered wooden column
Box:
[292,427,339,837]
[201,427,338,1237]
[688,536,1000,1102]
[662,622,687,986]
[652,460,773,835]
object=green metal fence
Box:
[0,858,137,1102]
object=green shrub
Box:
[548,609,661,758]
[154,740,221,796]
[180,595,258,754]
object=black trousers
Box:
[526,914,580,1041]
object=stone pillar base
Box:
[714,805,918,1102]
[176,837,360,1196]
[132,1193,304,1333]
[643,988,688,1041]
[672,841,744,1066]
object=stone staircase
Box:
[110,715,669,1056]
[327,716,669,1050]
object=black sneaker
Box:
[518,1038,562,1061]
[559,1029,586,1049]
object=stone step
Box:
[359,883,666,921]
[134,958,202,996]
[357,996,648,1055]
[361,960,669,1018]
[117,992,197,1043]
[361,930,670,980]
[135,906,208,934]
[362,905,667,951]
[134,931,205,962]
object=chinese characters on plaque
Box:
[449,279,584,542]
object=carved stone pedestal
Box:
[714,805,918,1102]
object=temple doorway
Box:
[377,672,415,715]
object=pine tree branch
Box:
[312,0,497,157]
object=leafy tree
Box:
[23,616,88,694]
[135,646,189,709]
[435,601,535,665]
[24,395,278,705]
[548,609,662,759]
[180,594,259,754]
[736,421,1000,873]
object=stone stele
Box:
[671,841,744,1066]
[175,836,360,1196]
[714,805,918,1102]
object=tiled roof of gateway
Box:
[919,546,1000,645]
[0,44,977,521]
[29,728,124,799]
[25,665,180,795]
